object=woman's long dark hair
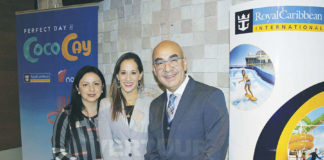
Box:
[68,65,106,127]
[110,52,144,121]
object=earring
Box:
[76,87,80,94]
[117,79,121,88]
[137,80,142,89]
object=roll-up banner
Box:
[16,6,98,159]
[230,0,324,160]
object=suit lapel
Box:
[159,92,168,153]
[129,97,145,132]
[119,98,136,136]
[119,106,131,136]
[167,78,195,149]
[119,95,145,134]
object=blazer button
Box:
[128,138,131,142]
[129,153,132,157]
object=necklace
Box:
[83,108,97,121]
[124,105,134,118]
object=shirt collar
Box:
[166,75,189,97]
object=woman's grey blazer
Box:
[98,93,153,160]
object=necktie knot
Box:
[169,94,176,105]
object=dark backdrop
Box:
[0,0,34,150]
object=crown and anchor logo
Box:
[238,13,250,31]
[235,9,253,34]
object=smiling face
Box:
[117,59,143,95]
[153,40,187,92]
[78,72,103,107]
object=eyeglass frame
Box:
[153,55,184,69]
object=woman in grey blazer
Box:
[99,52,153,160]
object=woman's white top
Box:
[98,93,153,160]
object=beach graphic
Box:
[230,44,275,110]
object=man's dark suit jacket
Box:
[145,77,229,160]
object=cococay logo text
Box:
[23,33,91,63]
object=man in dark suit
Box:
[145,40,229,160]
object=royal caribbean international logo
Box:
[234,6,324,33]
[235,9,253,34]
[24,73,51,83]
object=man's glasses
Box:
[153,56,184,70]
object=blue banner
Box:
[16,6,98,160]
[253,6,324,25]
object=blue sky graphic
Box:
[307,107,324,152]
[230,44,261,66]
